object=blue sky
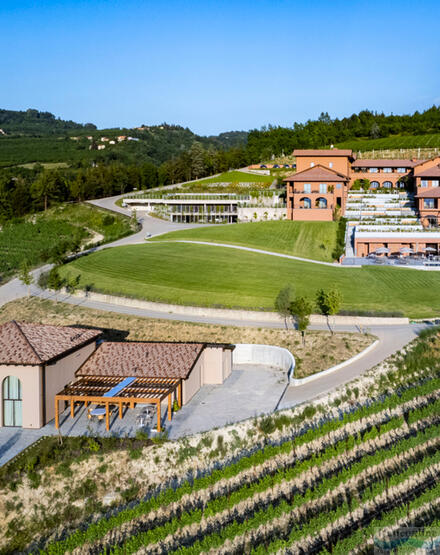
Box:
[1,0,439,135]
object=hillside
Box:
[0,108,96,135]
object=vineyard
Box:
[37,327,440,555]
[337,132,440,153]
[0,203,133,282]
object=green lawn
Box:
[59,242,440,318]
[186,170,274,186]
[150,221,338,262]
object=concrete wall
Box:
[233,344,295,379]
[0,364,42,428]
[45,341,97,423]
[238,207,286,222]
[182,356,202,404]
[70,290,410,325]
[222,349,232,381]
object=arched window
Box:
[370,181,379,189]
[383,181,393,189]
[3,376,22,427]
[316,197,328,208]
[300,197,311,209]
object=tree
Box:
[19,260,33,297]
[289,296,313,345]
[189,141,206,180]
[275,285,294,329]
[47,266,64,301]
[316,288,342,333]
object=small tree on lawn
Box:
[275,285,294,329]
[47,267,64,301]
[290,296,313,346]
[19,260,33,297]
[316,288,342,334]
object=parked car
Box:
[144,232,152,239]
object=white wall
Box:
[45,341,97,423]
[233,344,295,380]
[0,364,43,428]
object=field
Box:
[58,242,440,317]
[337,132,440,152]
[151,221,338,262]
[5,325,439,553]
[0,203,133,282]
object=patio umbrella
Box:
[423,247,437,252]
[399,247,414,254]
[375,247,390,254]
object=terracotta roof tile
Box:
[416,188,440,198]
[0,321,102,365]
[284,164,349,182]
[351,159,420,168]
[415,164,440,178]
[77,342,206,380]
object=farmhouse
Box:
[0,320,234,431]
[284,149,440,257]
[0,321,101,428]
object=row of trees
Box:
[275,286,342,344]
[246,105,440,160]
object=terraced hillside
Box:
[40,327,440,554]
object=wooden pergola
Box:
[55,375,182,432]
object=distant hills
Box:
[0,108,97,135]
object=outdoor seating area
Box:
[55,375,182,432]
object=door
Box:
[3,376,22,427]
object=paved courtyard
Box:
[0,364,287,465]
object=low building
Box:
[0,321,102,428]
[56,341,235,431]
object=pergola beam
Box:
[55,375,181,432]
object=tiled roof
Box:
[415,164,440,178]
[77,342,207,380]
[416,188,440,198]
[284,164,349,182]
[352,159,420,168]
[0,321,102,365]
[293,149,353,157]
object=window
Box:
[329,162,333,168]
[336,183,342,189]
[316,197,327,209]
[370,181,379,189]
[310,162,315,167]
[319,183,327,194]
[397,168,406,173]
[383,168,392,173]
[303,183,311,193]
[398,181,405,189]
[421,180,428,188]
[3,376,22,427]
[301,197,311,209]
[432,180,439,187]
[369,168,378,173]
[383,181,393,189]
[424,199,435,209]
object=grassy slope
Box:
[336,133,440,151]
[150,221,338,262]
[191,170,274,185]
[59,242,440,317]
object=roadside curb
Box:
[289,339,380,387]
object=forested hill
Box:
[246,105,440,160]
[0,108,97,135]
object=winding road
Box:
[0,192,429,411]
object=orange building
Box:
[285,149,440,224]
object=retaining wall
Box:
[233,344,295,380]
[68,290,409,326]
